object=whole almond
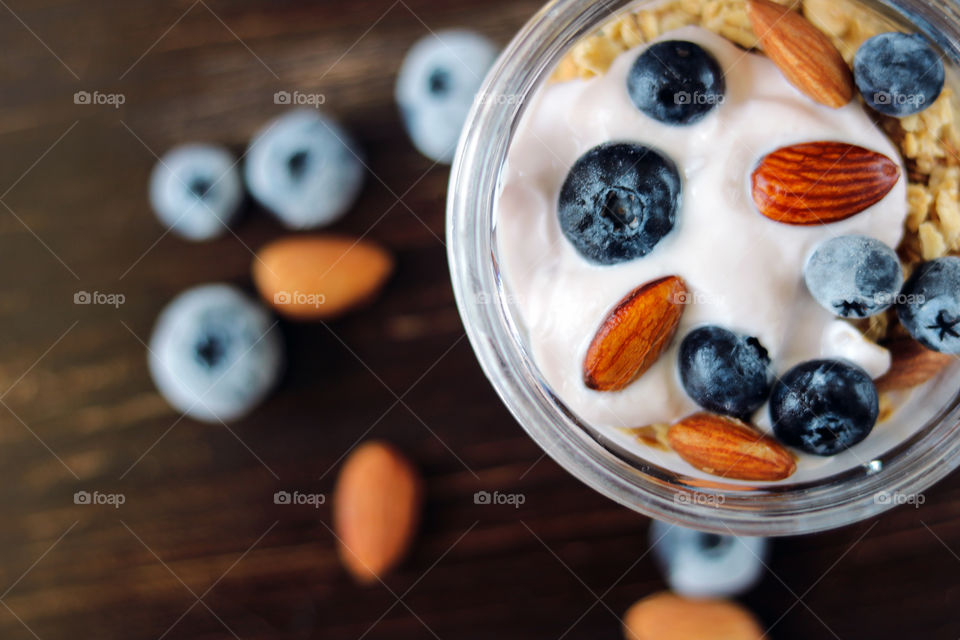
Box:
[876,336,954,391]
[668,412,796,481]
[624,591,765,640]
[746,0,853,108]
[583,276,687,392]
[252,235,393,320]
[752,141,900,225]
[333,441,422,584]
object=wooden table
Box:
[0,0,958,638]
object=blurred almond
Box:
[253,235,393,320]
[624,591,765,640]
[333,441,422,584]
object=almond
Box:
[746,0,853,108]
[252,235,393,320]
[668,412,796,481]
[752,141,900,225]
[624,591,765,640]
[333,441,422,584]
[583,276,687,391]
[876,336,954,391]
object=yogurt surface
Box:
[496,27,908,477]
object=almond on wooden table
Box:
[252,235,393,320]
[624,591,765,640]
[583,275,687,392]
[333,441,422,584]
[668,412,796,481]
[752,141,900,225]
[876,336,955,391]
[746,0,853,108]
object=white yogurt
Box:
[496,27,908,478]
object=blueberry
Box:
[804,235,903,318]
[854,32,944,116]
[678,326,772,419]
[148,284,284,423]
[148,144,243,241]
[396,30,498,163]
[650,521,767,598]
[244,109,364,229]
[558,142,681,264]
[770,360,878,456]
[626,40,725,125]
[897,256,960,353]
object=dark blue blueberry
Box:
[679,326,773,419]
[804,235,903,318]
[558,142,681,265]
[626,40,725,125]
[897,256,960,353]
[854,32,944,116]
[770,360,878,456]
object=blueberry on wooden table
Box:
[803,235,903,318]
[558,142,681,265]
[627,40,725,125]
[148,144,243,241]
[854,32,944,116]
[244,109,364,229]
[770,359,878,456]
[897,256,960,353]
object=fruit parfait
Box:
[495,0,960,484]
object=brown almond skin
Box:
[333,441,422,584]
[624,592,765,640]
[752,141,900,225]
[668,412,796,481]
[746,0,853,108]
[252,235,393,320]
[876,336,954,392]
[583,276,687,392]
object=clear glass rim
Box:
[447,0,960,535]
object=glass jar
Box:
[447,0,960,535]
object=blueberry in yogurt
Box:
[650,520,767,598]
[679,326,773,419]
[148,284,284,423]
[244,109,364,229]
[897,256,960,353]
[804,235,903,318]
[558,142,681,265]
[854,32,944,117]
[770,359,878,456]
[395,30,498,163]
[148,144,243,241]
[626,40,725,125]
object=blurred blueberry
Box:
[148,144,243,241]
[396,30,498,163]
[804,235,903,318]
[650,520,767,598]
[854,32,944,116]
[897,256,960,353]
[244,109,364,229]
[558,142,681,264]
[148,284,283,423]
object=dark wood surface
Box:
[1,0,959,638]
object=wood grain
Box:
[0,1,958,639]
